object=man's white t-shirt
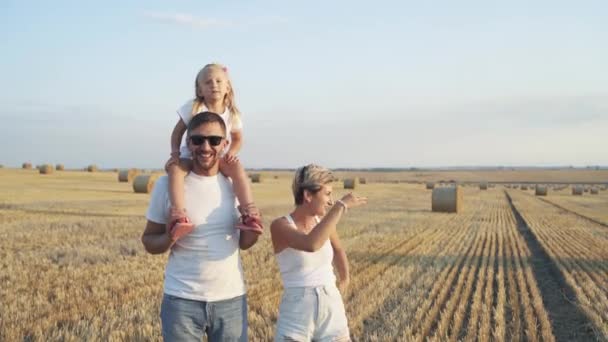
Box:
[146,174,246,302]
[177,99,243,158]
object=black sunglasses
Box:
[188,135,224,146]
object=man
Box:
[142,112,260,341]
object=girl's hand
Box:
[223,152,239,164]
[339,192,367,210]
[164,155,181,172]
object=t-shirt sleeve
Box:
[146,176,170,224]
[231,115,243,132]
[176,100,194,125]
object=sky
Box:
[1,0,607,169]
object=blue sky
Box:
[1,0,607,169]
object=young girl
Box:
[166,63,263,235]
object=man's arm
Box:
[141,220,175,254]
[239,230,259,250]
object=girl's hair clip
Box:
[222,66,228,73]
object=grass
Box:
[1,168,607,341]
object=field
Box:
[1,168,607,341]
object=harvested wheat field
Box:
[1,168,607,341]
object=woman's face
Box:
[308,184,334,216]
[199,68,230,102]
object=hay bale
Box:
[22,162,32,169]
[535,185,548,196]
[521,185,529,190]
[133,174,160,193]
[87,164,98,172]
[56,164,64,171]
[343,178,357,189]
[118,169,141,182]
[479,182,488,190]
[250,173,262,183]
[359,177,367,185]
[426,182,435,190]
[590,188,599,195]
[572,185,583,195]
[432,186,463,213]
[39,164,54,174]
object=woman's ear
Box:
[303,189,312,203]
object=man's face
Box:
[187,122,227,173]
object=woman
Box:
[270,164,367,341]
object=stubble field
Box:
[1,168,607,341]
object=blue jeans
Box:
[160,293,247,342]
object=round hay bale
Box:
[426,182,435,190]
[87,164,98,172]
[55,164,64,171]
[39,164,54,174]
[0,164,3,168]
[535,185,548,196]
[590,188,599,195]
[118,168,141,182]
[572,185,583,195]
[133,174,160,194]
[359,177,367,185]
[250,173,262,183]
[521,185,529,190]
[479,182,488,190]
[432,186,463,213]
[343,178,357,189]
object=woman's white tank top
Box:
[275,215,336,288]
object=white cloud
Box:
[142,11,288,29]
[142,11,232,29]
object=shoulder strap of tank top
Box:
[284,214,297,228]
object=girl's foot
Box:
[168,208,195,241]
[236,203,264,234]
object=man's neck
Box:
[191,166,219,177]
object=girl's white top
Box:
[177,99,243,158]
[276,214,336,288]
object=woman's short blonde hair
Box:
[292,164,335,205]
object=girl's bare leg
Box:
[219,159,263,232]
[167,159,194,232]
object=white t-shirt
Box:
[146,174,246,302]
[177,99,243,158]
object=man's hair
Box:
[187,111,227,137]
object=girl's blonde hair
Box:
[192,63,241,127]
[292,164,335,205]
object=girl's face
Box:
[199,68,230,102]
[306,184,334,216]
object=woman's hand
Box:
[339,192,368,210]
[338,278,350,296]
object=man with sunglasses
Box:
[142,112,259,341]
